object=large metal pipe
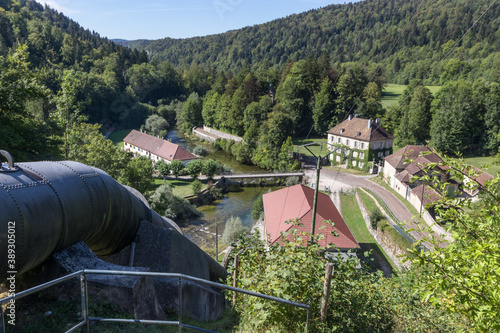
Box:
[0,157,183,282]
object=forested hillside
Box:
[119,0,500,85]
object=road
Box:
[304,167,448,249]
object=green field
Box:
[381,83,441,109]
[293,137,329,157]
[153,178,208,197]
[339,193,396,272]
[463,156,500,176]
[107,128,133,146]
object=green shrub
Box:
[370,207,385,230]
[222,216,249,245]
[192,179,202,196]
[192,145,208,156]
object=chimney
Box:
[368,119,372,128]
[348,114,353,121]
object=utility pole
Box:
[298,142,342,243]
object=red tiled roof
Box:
[385,145,433,170]
[123,130,197,162]
[263,184,359,250]
[468,166,494,186]
[412,184,441,206]
[327,117,393,142]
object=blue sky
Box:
[35,0,361,40]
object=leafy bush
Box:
[192,145,208,156]
[222,216,249,245]
[185,159,203,178]
[150,184,200,220]
[251,194,264,221]
[369,207,385,230]
[225,219,394,332]
[192,179,202,196]
[285,176,299,187]
[208,185,223,199]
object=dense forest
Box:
[119,0,500,85]
[1,1,500,331]
[1,0,499,170]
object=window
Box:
[360,142,364,149]
[330,136,335,143]
[359,162,364,168]
[385,150,390,156]
[378,152,383,157]
[354,141,358,148]
[338,138,341,144]
[346,139,350,146]
[359,152,364,159]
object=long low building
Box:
[123,129,198,165]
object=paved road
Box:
[304,167,447,249]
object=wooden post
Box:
[222,247,233,270]
[232,254,239,305]
[321,263,334,322]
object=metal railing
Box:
[0,270,310,333]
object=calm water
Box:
[168,128,280,248]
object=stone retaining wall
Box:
[355,190,411,271]
[202,126,243,143]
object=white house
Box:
[327,116,393,170]
[123,129,198,165]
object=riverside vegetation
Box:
[0,0,499,331]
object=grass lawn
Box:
[325,165,370,176]
[293,137,329,158]
[340,193,396,272]
[463,155,500,176]
[381,83,441,109]
[153,178,208,197]
[108,128,133,145]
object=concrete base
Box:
[18,242,165,321]
[102,221,227,321]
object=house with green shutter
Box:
[326,115,394,171]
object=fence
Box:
[0,270,310,333]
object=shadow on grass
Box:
[358,243,394,278]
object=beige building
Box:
[123,129,198,165]
[327,116,393,170]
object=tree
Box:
[150,184,200,220]
[170,159,185,178]
[251,194,264,221]
[481,82,500,152]
[430,80,482,154]
[144,114,169,138]
[202,159,219,179]
[185,159,203,178]
[252,106,293,170]
[122,156,153,194]
[55,69,91,159]
[155,159,171,183]
[410,156,500,331]
[222,216,249,245]
[360,81,383,120]
[178,92,203,133]
[67,122,130,180]
[312,77,335,134]
[192,179,203,196]
[395,85,433,146]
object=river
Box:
[167,128,281,251]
